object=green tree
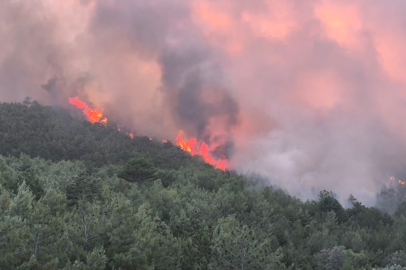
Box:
[118,158,157,186]
[109,203,180,269]
[209,216,283,270]
[380,266,406,270]
[318,191,347,223]
[315,246,347,270]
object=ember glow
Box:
[69,97,107,125]
[176,131,228,171]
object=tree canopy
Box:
[0,100,405,269]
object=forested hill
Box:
[0,101,405,270]
[0,100,194,170]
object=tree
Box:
[318,191,347,223]
[395,202,406,217]
[118,158,157,185]
[385,251,406,268]
[109,203,180,269]
[4,100,406,269]
[9,181,34,220]
[380,266,406,270]
[28,189,70,267]
[66,173,101,207]
[209,216,282,270]
[315,246,346,270]
[23,97,32,107]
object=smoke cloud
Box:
[2,0,406,204]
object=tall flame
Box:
[69,97,108,125]
[176,131,228,170]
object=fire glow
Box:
[176,131,228,171]
[127,132,134,139]
[69,97,108,125]
[389,176,405,185]
[68,99,228,170]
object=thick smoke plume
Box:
[2,0,406,204]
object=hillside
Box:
[0,101,405,270]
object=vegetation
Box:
[0,100,405,269]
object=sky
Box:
[2,0,406,204]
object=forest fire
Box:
[69,97,107,125]
[176,131,228,171]
[68,98,229,170]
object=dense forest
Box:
[1,100,406,270]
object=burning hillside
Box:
[69,97,228,170]
[176,131,228,170]
[69,97,107,125]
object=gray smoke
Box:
[91,0,240,147]
[2,0,406,205]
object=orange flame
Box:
[126,132,134,139]
[100,118,108,125]
[117,124,134,139]
[69,97,87,109]
[176,131,228,170]
[399,180,405,185]
[69,97,107,125]
[69,98,228,170]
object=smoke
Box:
[2,0,406,204]
[90,0,240,155]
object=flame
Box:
[117,124,134,139]
[69,97,107,125]
[126,132,134,139]
[176,131,228,170]
[69,98,228,170]
[389,176,405,185]
[69,97,87,109]
[100,118,108,125]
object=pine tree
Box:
[118,158,157,186]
